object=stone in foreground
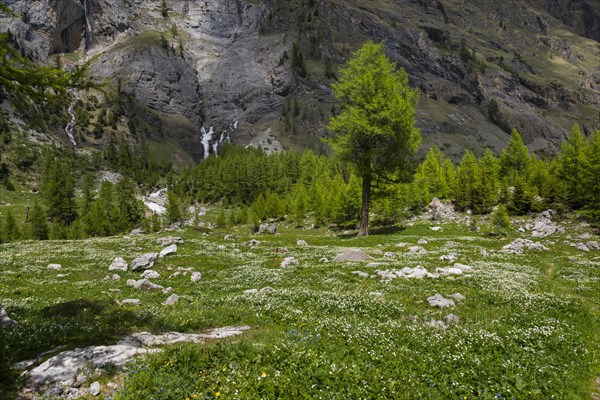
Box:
[427,293,455,308]
[159,244,177,258]
[47,264,62,270]
[131,253,159,271]
[108,257,128,272]
[333,249,373,262]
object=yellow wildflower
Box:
[261,371,267,378]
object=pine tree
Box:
[3,209,19,241]
[556,124,588,209]
[499,129,531,185]
[115,178,145,232]
[28,201,49,240]
[165,190,183,225]
[583,130,600,221]
[454,151,479,211]
[473,149,499,214]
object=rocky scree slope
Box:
[2,0,599,160]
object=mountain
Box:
[2,0,599,162]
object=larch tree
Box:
[327,41,421,236]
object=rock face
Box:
[4,0,599,158]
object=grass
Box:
[0,216,599,399]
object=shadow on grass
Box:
[0,298,166,398]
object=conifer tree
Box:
[327,41,421,236]
[556,124,588,209]
[499,129,530,184]
[3,209,19,241]
[28,201,48,240]
[454,151,479,211]
[165,190,183,225]
[474,149,499,214]
[583,130,600,220]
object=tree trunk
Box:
[357,173,371,236]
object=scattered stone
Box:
[480,248,489,257]
[246,239,261,247]
[383,252,396,258]
[435,267,463,275]
[217,245,227,250]
[162,287,173,294]
[258,223,277,234]
[157,236,184,246]
[351,271,370,278]
[453,263,474,273]
[448,293,465,301]
[395,242,409,247]
[501,238,549,254]
[0,306,16,327]
[296,240,308,246]
[108,257,128,272]
[159,244,177,258]
[125,279,137,287]
[119,299,141,306]
[190,272,202,283]
[124,326,252,347]
[427,198,457,221]
[444,314,460,324]
[243,289,258,294]
[319,257,329,263]
[280,257,299,268]
[578,233,592,240]
[427,293,455,308]
[366,262,388,268]
[369,291,383,296]
[109,289,122,293]
[90,381,101,396]
[417,238,428,245]
[56,273,70,278]
[47,264,62,270]
[259,286,276,294]
[131,279,164,291]
[587,241,600,250]
[162,294,179,305]
[103,274,121,281]
[141,270,160,279]
[224,234,236,241]
[571,242,590,252]
[425,319,447,329]
[333,249,373,262]
[407,246,426,254]
[131,253,159,271]
[130,228,146,236]
[430,226,443,231]
[440,253,458,262]
[370,249,384,256]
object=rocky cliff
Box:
[2,0,599,161]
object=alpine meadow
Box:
[1,1,599,399]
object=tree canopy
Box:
[327,41,421,235]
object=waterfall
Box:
[82,0,93,48]
[200,126,214,160]
[65,93,78,146]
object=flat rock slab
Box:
[333,249,373,262]
[123,326,252,347]
[159,244,177,258]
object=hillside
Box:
[1,0,599,161]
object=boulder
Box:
[131,253,159,271]
[132,279,164,291]
[90,381,101,396]
[47,264,62,270]
[427,198,457,221]
[156,236,184,246]
[258,223,277,234]
[108,257,128,272]
[427,293,455,308]
[0,306,16,327]
[190,272,202,283]
[162,294,179,305]
[280,257,299,268]
[141,270,160,279]
[159,244,177,258]
[333,249,373,262]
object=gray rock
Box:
[587,241,600,250]
[108,257,128,272]
[427,293,455,308]
[90,381,101,396]
[162,287,173,294]
[243,289,258,294]
[124,326,252,347]
[162,294,179,305]
[224,234,236,241]
[131,253,159,271]
[571,242,590,252]
[190,271,202,283]
[319,257,329,263]
[453,263,474,273]
[141,270,160,279]
[502,238,549,254]
[440,253,459,262]
[157,236,184,246]
[125,279,137,287]
[430,226,443,231]
[132,279,164,291]
[259,287,276,294]
[246,239,261,247]
[47,263,62,270]
[369,291,383,296]
[280,257,299,268]
[444,314,460,324]
[351,271,370,278]
[0,306,16,328]
[333,249,373,262]
[217,245,227,250]
[258,223,277,234]
[425,320,447,329]
[417,238,428,245]
[119,299,141,306]
[130,228,146,236]
[448,293,465,301]
[159,244,177,258]
[296,240,308,246]
[407,246,426,254]
[383,252,396,258]
[435,267,463,276]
